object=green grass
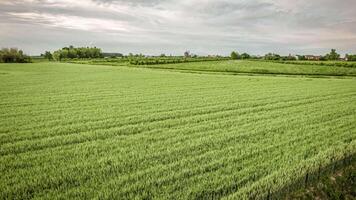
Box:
[1,62,356,199]
[130,60,356,76]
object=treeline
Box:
[230,52,254,60]
[102,52,123,58]
[0,48,31,63]
[44,46,103,61]
[263,49,342,61]
[231,49,356,61]
[264,53,297,61]
[346,54,356,61]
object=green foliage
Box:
[241,53,250,59]
[230,51,240,60]
[184,51,190,58]
[346,54,356,61]
[43,51,53,61]
[52,46,103,61]
[297,55,306,60]
[0,62,355,199]
[325,49,340,61]
[280,55,296,61]
[0,48,31,63]
[264,53,281,60]
[102,53,123,58]
[65,57,130,66]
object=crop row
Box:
[1,84,351,141]
[129,57,230,65]
[0,63,355,199]
[1,91,353,157]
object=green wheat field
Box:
[1,62,355,199]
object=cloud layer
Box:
[1,0,355,55]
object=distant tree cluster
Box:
[265,53,297,60]
[42,51,53,61]
[184,51,191,58]
[280,54,297,61]
[51,46,103,61]
[230,51,239,59]
[230,51,250,60]
[0,48,31,63]
[264,53,281,60]
[264,49,351,61]
[346,54,356,61]
[324,49,340,60]
[37,47,354,62]
[296,55,307,60]
[102,52,123,58]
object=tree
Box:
[346,54,356,61]
[241,53,250,59]
[297,55,306,60]
[325,49,340,60]
[319,56,327,61]
[60,49,69,59]
[280,54,296,61]
[184,51,190,58]
[264,53,280,60]
[68,49,77,59]
[51,46,103,61]
[0,48,31,63]
[53,51,61,61]
[230,51,239,60]
[44,51,53,61]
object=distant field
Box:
[262,60,356,68]
[136,60,356,76]
[1,63,356,199]
[69,59,356,77]
[67,58,130,66]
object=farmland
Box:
[135,60,356,77]
[70,59,356,77]
[262,60,356,68]
[1,62,356,199]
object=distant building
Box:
[341,55,348,61]
[304,55,322,61]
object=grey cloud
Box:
[93,0,171,6]
[0,0,355,55]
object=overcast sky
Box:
[0,0,355,55]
